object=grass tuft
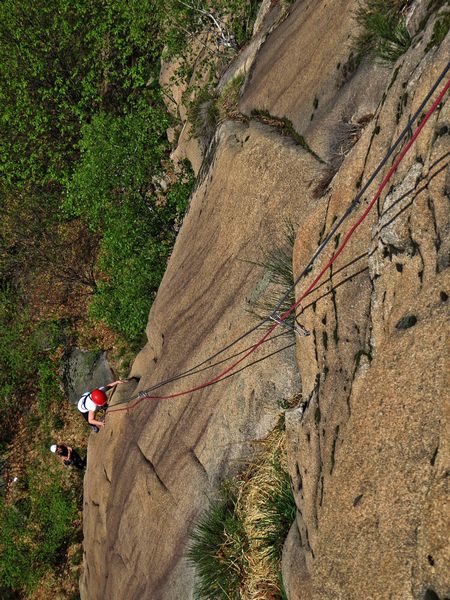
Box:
[187,74,246,142]
[353,0,411,64]
[188,424,296,599]
[216,74,246,121]
[187,86,220,142]
[246,220,298,334]
[188,483,249,600]
[428,9,450,49]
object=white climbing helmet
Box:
[50,444,57,453]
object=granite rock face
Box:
[81,2,449,599]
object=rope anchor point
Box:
[269,313,310,337]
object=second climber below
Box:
[77,379,126,432]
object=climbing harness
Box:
[107,63,450,415]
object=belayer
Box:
[50,443,86,470]
[77,379,126,432]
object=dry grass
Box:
[189,416,295,599]
[238,426,289,600]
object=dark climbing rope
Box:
[107,63,450,414]
[117,61,450,401]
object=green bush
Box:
[0,499,31,590]
[353,0,411,64]
[0,288,35,420]
[0,0,164,188]
[64,108,170,227]
[0,468,78,594]
[188,484,249,600]
[89,204,171,341]
[65,110,194,342]
[165,162,196,224]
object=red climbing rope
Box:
[108,73,450,415]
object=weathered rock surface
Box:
[82,1,450,599]
[62,348,114,405]
[162,0,289,174]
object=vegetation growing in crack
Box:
[216,74,246,121]
[187,74,245,141]
[250,110,324,162]
[188,421,296,599]
[246,219,298,334]
[330,425,340,474]
[352,0,412,64]
[188,482,249,599]
[187,86,221,142]
[427,9,450,50]
[313,112,374,198]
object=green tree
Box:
[0,0,164,188]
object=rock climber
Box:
[50,443,86,470]
[77,379,126,432]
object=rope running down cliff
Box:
[107,65,450,414]
[123,61,450,400]
[114,62,450,400]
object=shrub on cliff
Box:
[353,0,411,63]
[64,109,194,341]
[188,423,296,599]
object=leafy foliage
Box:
[216,74,245,121]
[64,109,170,227]
[0,286,66,445]
[0,0,260,347]
[0,0,198,344]
[0,289,35,402]
[158,0,261,60]
[0,468,78,594]
[64,110,193,341]
[0,0,164,188]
